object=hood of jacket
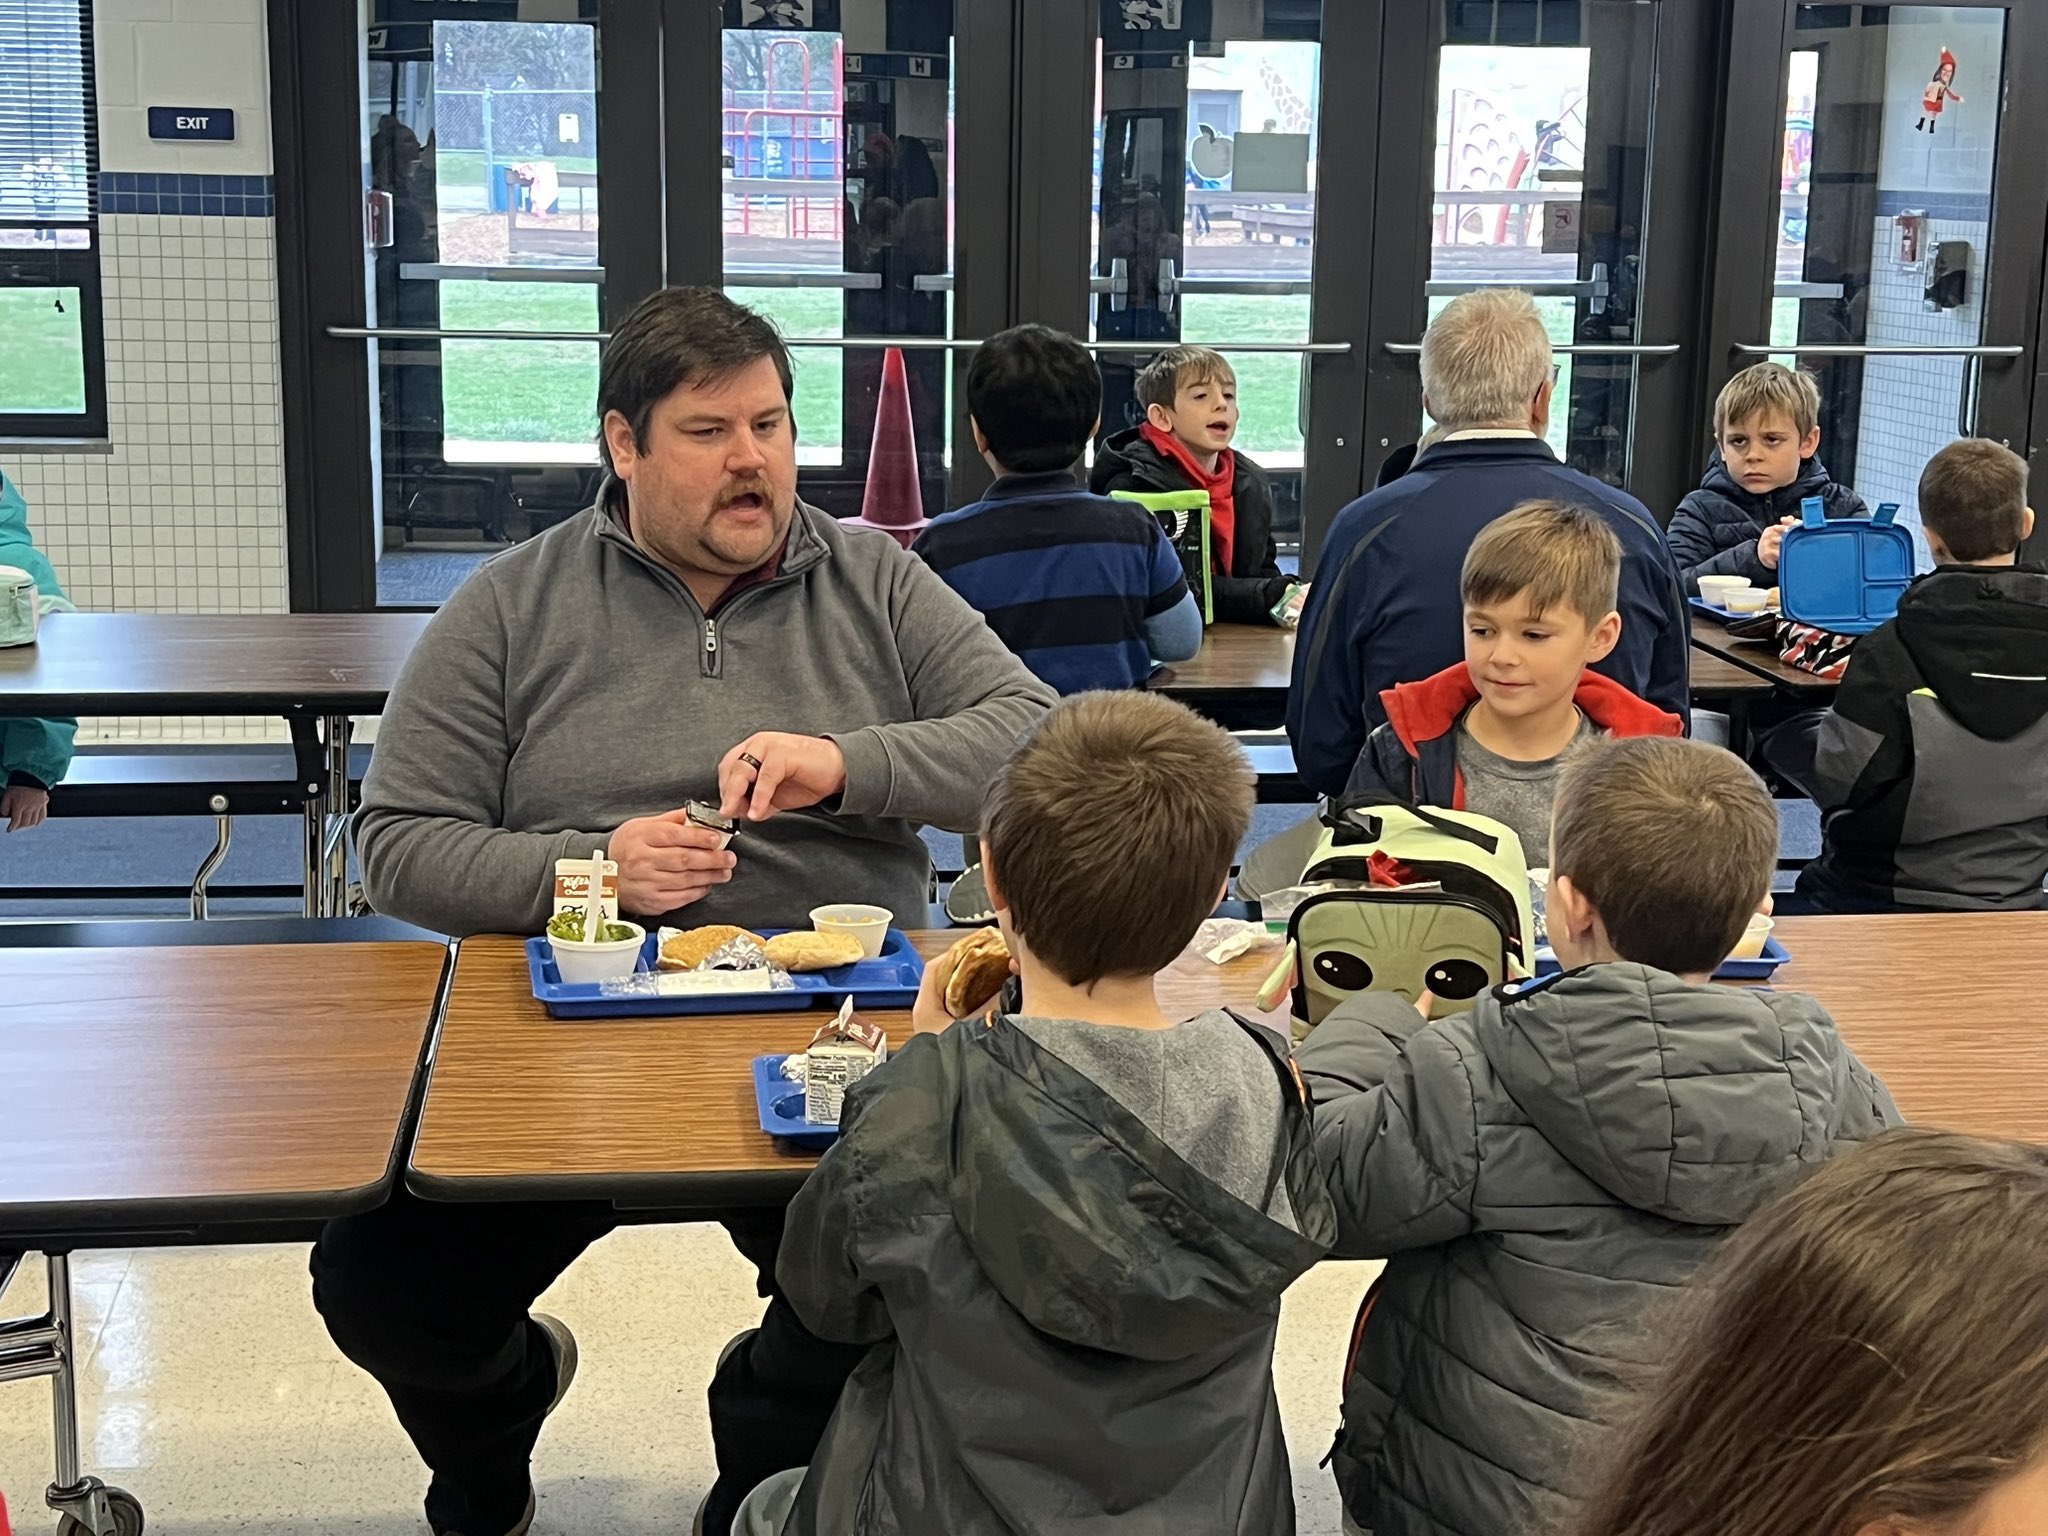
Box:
[1697,451,1854,526]
[1893,565,2048,742]
[944,1017,1334,1362]
[1474,965,1881,1225]
[1378,662,1684,760]
[1089,424,1177,495]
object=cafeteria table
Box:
[409,915,2048,1217]
[0,936,447,1536]
[1149,623,1295,719]
[0,611,432,917]
[1690,612,1842,695]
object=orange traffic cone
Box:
[845,346,929,548]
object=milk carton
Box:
[552,858,620,922]
[803,997,888,1125]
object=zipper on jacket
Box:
[702,618,721,679]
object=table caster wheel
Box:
[56,1486,143,1536]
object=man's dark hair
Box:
[965,324,1101,476]
[596,287,794,473]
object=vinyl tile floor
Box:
[0,1230,1381,1534]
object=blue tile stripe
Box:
[99,173,276,217]
[1875,187,1993,223]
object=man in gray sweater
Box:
[313,288,1054,1536]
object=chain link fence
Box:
[435,90,597,161]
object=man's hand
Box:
[608,811,737,916]
[718,734,848,823]
[2,784,48,833]
[1758,517,1796,571]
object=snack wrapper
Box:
[597,968,794,998]
[1191,918,1283,967]
[683,800,739,849]
[804,997,887,1125]
[702,934,772,972]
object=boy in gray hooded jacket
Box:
[1299,736,1900,1536]
[742,692,1338,1536]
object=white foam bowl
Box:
[1697,576,1753,602]
[811,904,893,959]
[548,920,646,984]
[1728,912,1775,961]
[1723,587,1773,613]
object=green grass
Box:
[0,288,87,415]
[434,281,1324,461]
[435,150,600,190]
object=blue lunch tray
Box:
[525,928,925,1020]
[1689,596,1778,624]
[1535,936,1790,982]
[1779,498,1914,635]
[752,1054,840,1150]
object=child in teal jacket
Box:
[0,470,76,831]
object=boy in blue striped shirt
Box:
[914,325,1201,694]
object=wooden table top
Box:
[1768,914,2048,1141]
[1150,623,1295,697]
[409,932,1286,1204]
[413,915,2048,1206]
[0,611,432,716]
[1690,613,1840,694]
[1152,621,1787,704]
[0,942,447,1236]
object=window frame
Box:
[0,0,108,441]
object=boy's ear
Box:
[1585,610,1622,664]
[969,417,989,455]
[1925,528,1954,565]
[1552,874,1599,949]
[1799,424,1822,459]
[2024,506,2038,544]
[980,837,1010,915]
[1145,400,1176,433]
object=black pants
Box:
[309,1190,869,1536]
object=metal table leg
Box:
[0,1253,143,1535]
[321,712,354,917]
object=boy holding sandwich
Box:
[733,691,1337,1535]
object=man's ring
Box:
[739,752,764,772]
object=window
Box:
[0,0,105,438]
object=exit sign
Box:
[147,107,236,142]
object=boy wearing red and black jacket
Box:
[1348,501,1682,864]
[1090,344,1305,628]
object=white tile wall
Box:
[1849,214,1992,570]
[7,211,287,742]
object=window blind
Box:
[0,0,97,225]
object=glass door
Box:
[1088,0,1344,552]
[1711,0,2048,567]
[358,7,612,606]
[1353,0,1707,548]
[717,0,971,522]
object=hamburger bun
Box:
[659,924,764,971]
[934,928,1012,1017]
[763,930,867,972]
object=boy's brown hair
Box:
[1569,1129,2048,1536]
[1550,737,1777,975]
[1918,437,2030,562]
[982,691,1252,985]
[1462,500,1623,626]
[1714,361,1820,439]
[1134,344,1237,413]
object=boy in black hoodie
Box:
[1669,362,1867,595]
[1790,438,2048,912]
[1091,344,1304,626]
